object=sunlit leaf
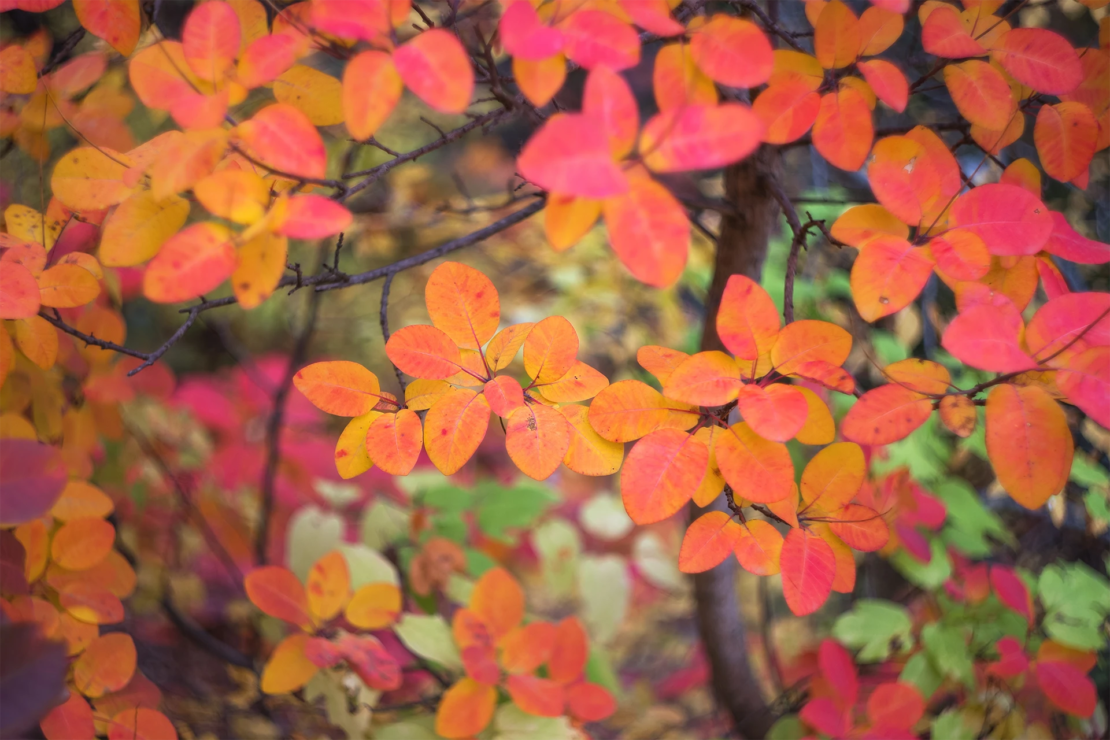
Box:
[690,15,773,87]
[985,384,1073,510]
[715,422,794,503]
[641,104,763,173]
[505,403,571,480]
[393,29,474,114]
[518,113,628,199]
[73,633,136,698]
[780,528,836,616]
[423,389,490,475]
[850,236,934,322]
[813,87,873,171]
[841,384,934,445]
[996,27,1082,95]
[244,566,313,628]
[621,428,707,524]
[183,0,240,81]
[814,0,861,70]
[602,175,690,288]
[679,511,743,573]
[235,104,327,180]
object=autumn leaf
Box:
[985,384,1073,510]
[621,429,708,524]
[780,528,836,616]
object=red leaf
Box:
[583,66,638,159]
[989,636,1029,678]
[715,274,781,361]
[566,681,616,722]
[921,4,985,58]
[679,511,744,573]
[989,566,1033,625]
[245,567,313,628]
[641,103,764,173]
[276,195,352,239]
[182,1,240,82]
[949,183,1053,257]
[235,104,326,180]
[499,1,562,61]
[385,325,462,380]
[1058,347,1110,429]
[736,384,809,442]
[1035,103,1098,183]
[560,10,640,70]
[818,639,858,709]
[858,59,908,112]
[941,303,1036,373]
[603,175,689,288]
[518,113,628,199]
[840,384,933,445]
[866,682,924,731]
[506,674,565,717]
[1043,212,1110,265]
[996,28,1082,95]
[780,528,836,616]
[800,697,849,737]
[393,29,474,114]
[621,429,707,524]
[1034,661,1096,717]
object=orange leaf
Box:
[567,681,616,722]
[105,708,178,740]
[60,583,124,624]
[518,113,628,199]
[813,87,873,171]
[780,528,836,616]
[435,678,497,739]
[471,567,524,638]
[663,351,742,406]
[74,633,136,698]
[734,519,784,576]
[306,551,350,622]
[943,60,1015,131]
[548,616,588,683]
[423,389,490,474]
[513,54,567,108]
[692,427,726,506]
[345,582,402,629]
[386,325,463,380]
[939,394,977,437]
[942,303,1036,373]
[294,360,382,416]
[244,566,313,628]
[560,10,640,70]
[637,345,690,385]
[237,32,302,89]
[795,387,836,445]
[621,429,707,524]
[985,384,1073,509]
[393,29,473,114]
[505,403,571,480]
[641,103,763,173]
[0,262,42,319]
[50,480,114,521]
[530,366,603,409]
[48,551,136,599]
[142,222,237,305]
[868,136,942,226]
[858,5,903,56]
[814,524,856,593]
[850,236,934,322]
[754,79,821,144]
[620,0,683,36]
[715,422,794,503]
[74,0,140,56]
[260,633,319,694]
[800,441,865,515]
[274,195,352,239]
[770,49,825,90]
[679,511,744,573]
[996,27,1082,95]
[716,274,781,361]
[51,147,134,212]
[11,316,57,370]
[499,621,556,675]
[858,59,908,112]
[792,361,855,395]
[150,129,228,202]
[736,384,809,442]
[485,323,534,371]
[506,674,566,717]
[524,315,579,383]
[40,692,95,740]
[544,194,601,251]
[183,1,240,81]
[653,43,717,110]
[1035,102,1098,183]
[366,408,422,475]
[814,0,861,69]
[194,170,268,225]
[587,378,675,442]
[770,319,851,376]
[921,3,985,58]
[553,404,620,476]
[841,384,934,445]
[484,376,525,418]
[0,45,37,95]
[426,261,500,350]
[602,175,690,288]
[51,518,114,571]
[235,104,326,180]
[827,503,888,551]
[1033,661,1097,718]
[233,230,287,311]
[928,229,990,281]
[884,357,951,395]
[343,50,402,141]
[583,66,638,159]
[830,203,908,247]
[690,15,773,87]
[37,264,100,309]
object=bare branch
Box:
[379,272,408,394]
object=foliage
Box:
[0,0,1108,738]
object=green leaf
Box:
[766,715,805,740]
[423,484,473,513]
[931,709,977,740]
[891,538,952,589]
[922,623,974,687]
[832,599,913,663]
[900,652,943,700]
[1043,606,1106,650]
[304,671,376,740]
[360,498,408,550]
[286,505,344,581]
[1083,488,1110,525]
[339,544,398,589]
[393,614,463,672]
[465,547,497,577]
[932,479,1012,556]
[1070,455,1110,488]
[532,518,581,598]
[430,510,467,543]
[492,704,578,740]
[585,648,621,697]
[578,555,630,644]
[579,493,634,541]
[313,479,361,507]
[375,718,439,740]
[475,480,559,542]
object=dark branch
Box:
[379,272,407,394]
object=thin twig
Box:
[379,273,408,394]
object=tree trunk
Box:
[692,146,782,740]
